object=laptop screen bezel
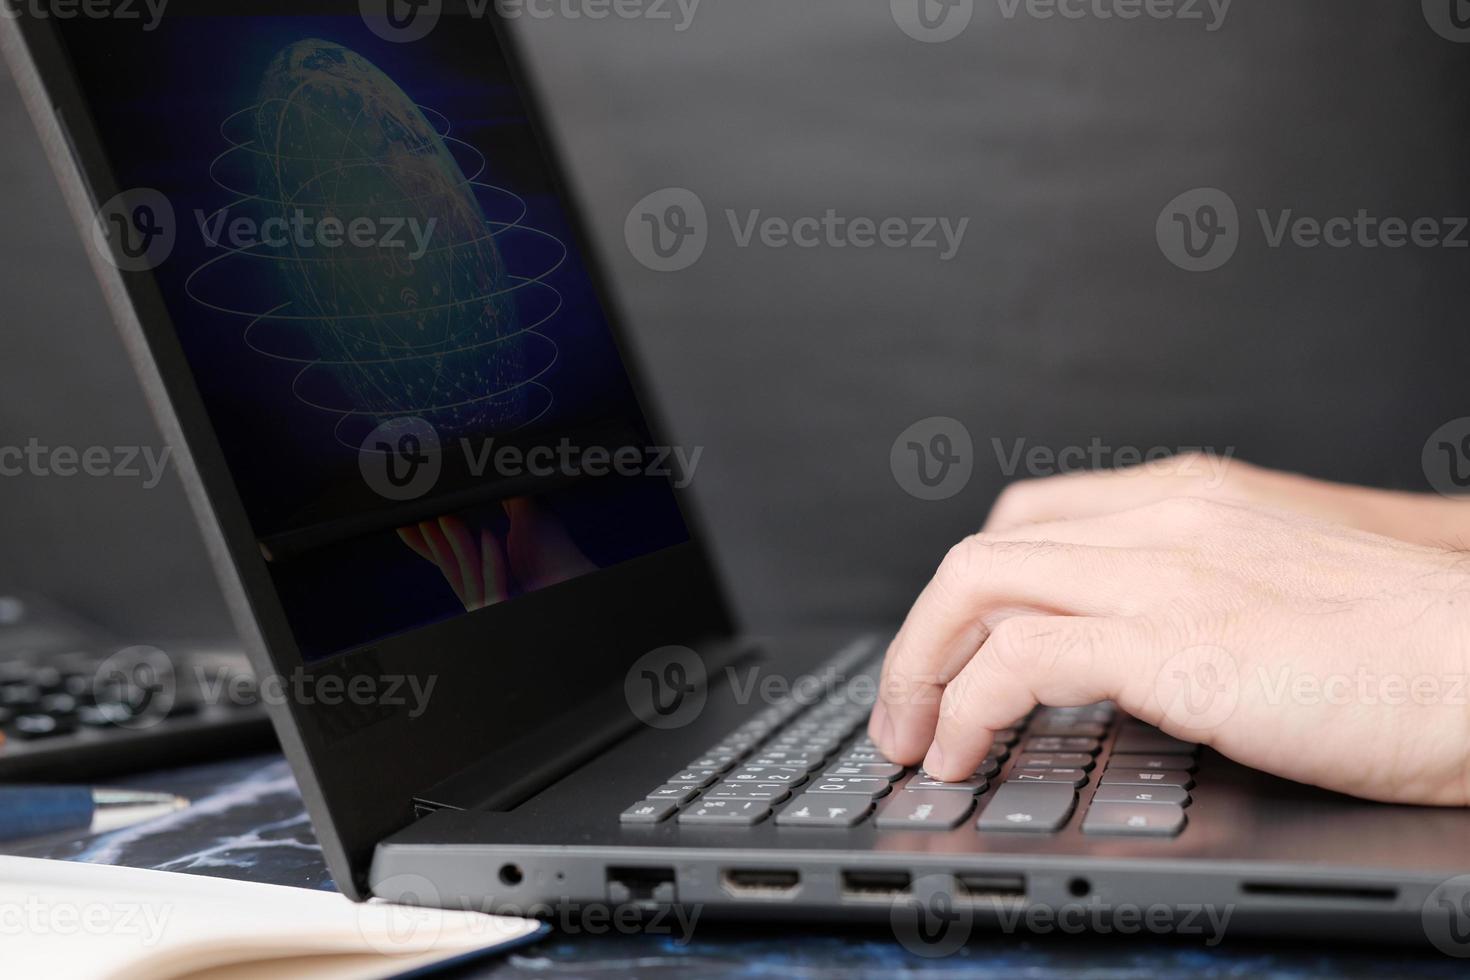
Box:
[2,3,737,898]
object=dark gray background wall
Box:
[3,1,1469,638]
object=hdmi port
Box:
[955,872,1026,904]
[841,870,912,899]
[721,869,801,898]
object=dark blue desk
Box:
[3,754,1461,978]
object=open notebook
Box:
[0,856,546,980]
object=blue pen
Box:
[0,786,189,841]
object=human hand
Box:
[397,497,597,611]
[984,454,1470,548]
[868,498,1470,806]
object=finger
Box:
[481,528,511,606]
[418,519,468,607]
[874,534,1172,764]
[984,456,1235,533]
[438,516,484,611]
[984,472,1175,533]
[396,525,435,563]
[923,616,1152,781]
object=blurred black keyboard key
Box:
[874,790,974,830]
[977,783,1077,832]
[1100,769,1195,790]
[620,799,678,824]
[1082,802,1187,837]
[1092,784,1191,807]
[1108,753,1198,773]
[1006,768,1089,788]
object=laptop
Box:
[5,1,1469,949]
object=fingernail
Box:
[922,742,945,777]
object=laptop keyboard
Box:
[621,656,1198,837]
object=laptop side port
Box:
[720,869,802,899]
[606,866,677,905]
[954,872,1027,904]
[840,870,913,899]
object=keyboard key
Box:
[1100,769,1195,790]
[839,748,895,765]
[728,766,807,785]
[646,784,700,804]
[1030,721,1108,739]
[776,793,873,827]
[12,714,74,739]
[874,790,975,830]
[823,763,904,781]
[906,772,987,794]
[977,783,1077,833]
[974,756,1003,778]
[621,799,679,824]
[706,782,792,803]
[666,769,720,787]
[805,776,892,797]
[686,754,740,772]
[749,753,825,771]
[678,799,771,825]
[1024,736,1100,755]
[1092,784,1191,806]
[1015,753,1095,771]
[1113,729,1198,755]
[1107,753,1198,773]
[992,727,1022,746]
[1082,802,1187,837]
[1006,768,1089,788]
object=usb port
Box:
[954,872,1026,903]
[720,869,801,898]
[840,870,912,899]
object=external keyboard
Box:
[621,657,1198,837]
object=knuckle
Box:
[936,535,988,599]
[984,618,1038,677]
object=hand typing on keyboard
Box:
[870,459,1470,807]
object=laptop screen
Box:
[50,10,693,661]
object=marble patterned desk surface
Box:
[1,753,1461,979]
